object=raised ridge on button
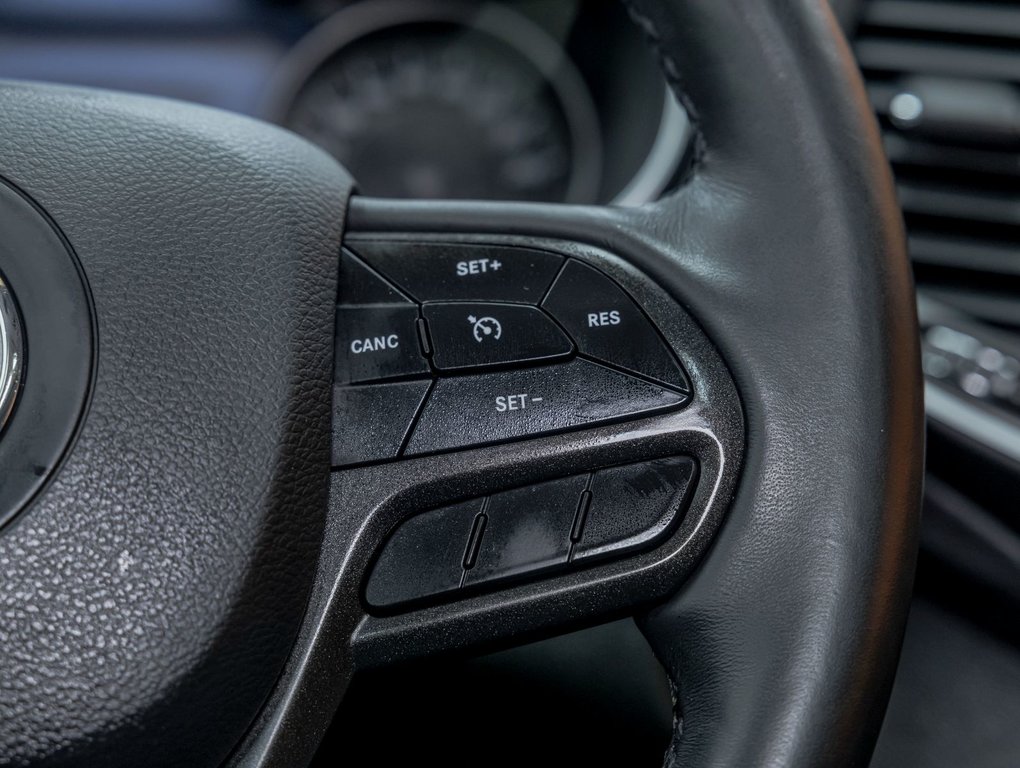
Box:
[463,474,588,587]
[404,358,688,455]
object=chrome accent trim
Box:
[612,88,690,206]
[0,273,24,435]
[926,381,1020,464]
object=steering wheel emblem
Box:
[0,274,24,436]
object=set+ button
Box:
[349,241,563,303]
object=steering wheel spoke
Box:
[0,2,922,767]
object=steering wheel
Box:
[0,1,923,766]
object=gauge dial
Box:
[270,4,603,204]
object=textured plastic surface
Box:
[0,81,353,768]
[331,380,431,466]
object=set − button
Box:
[542,260,689,391]
[404,358,687,455]
[422,302,573,371]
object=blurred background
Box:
[3,1,1017,766]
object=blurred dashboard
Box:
[0,0,688,205]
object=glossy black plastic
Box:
[543,259,689,391]
[350,240,563,303]
[0,179,94,528]
[405,358,688,455]
[423,301,573,370]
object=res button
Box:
[542,260,689,391]
[348,241,563,303]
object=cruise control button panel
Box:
[332,240,693,468]
[365,458,698,609]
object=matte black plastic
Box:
[365,498,483,608]
[0,179,94,528]
[334,305,430,384]
[405,358,688,455]
[331,381,431,467]
[543,259,688,391]
[573,457,697,561]
[464,474,588,586]
[350,241,563,303]
[423,301,573,371]
[338,249,410,305]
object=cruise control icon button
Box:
[423,302,572,371]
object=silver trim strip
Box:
[0,274,24,435]
[613,88,690,206]
[926,381,1020,464]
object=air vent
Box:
[855,0,1020,327]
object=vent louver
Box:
[855,0,1020,326]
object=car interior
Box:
[0,1,1016,767]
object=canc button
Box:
[423,302,572,371]
[335,305,429,384]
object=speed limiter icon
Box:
[468,315,502,342]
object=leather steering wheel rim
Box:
[0,2,922,767]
